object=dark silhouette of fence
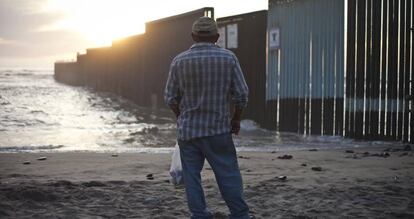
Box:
[345,0,413,142]
[55,7,214,109]
[266,0,412,143]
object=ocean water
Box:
[0,69,403,153]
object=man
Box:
[164,16,249,219]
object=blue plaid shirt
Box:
[164,42,248,141]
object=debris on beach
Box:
[22,161,31,165]
[371,152,390,158]
[146,174,154,180]
[238,155,250,159]
[384,145,412,152]
[36,157,47,161]
[311,166,322,171]
[82,181,106,187]
[277,175,287,181]
[346,151,392,159]
[399,152,408,157]
[301,163,307,167]
[309,149,318,152]
[111,154,118,157]
[345,154,359,159]
[345,150,354,153]
[277,154,293,160]
[393,176,400,182]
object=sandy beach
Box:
[0,146,413,218]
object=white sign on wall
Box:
[217,27,226,48]
[226,24,238,49]
[269,27,280,50]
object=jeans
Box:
[178,133,249,219]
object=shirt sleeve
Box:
[230,56,249,108]
[164,60,181,106]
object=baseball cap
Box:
[192,16,218,37]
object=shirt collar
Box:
[190,42,219,49]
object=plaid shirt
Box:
[164,42,248,141]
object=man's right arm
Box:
[164,61,181,118]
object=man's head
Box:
[191,16,219,43]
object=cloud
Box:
[0,37,19,45]
[0,28,89,57]
[0,0,61,38]
[0,0,89,67]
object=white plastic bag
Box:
[169,142,184,186]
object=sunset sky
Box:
[0,0,267,69]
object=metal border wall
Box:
[54,1,413,143]
[267,0,345,135]
[345,0,413,142]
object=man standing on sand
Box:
[164,17,250,219]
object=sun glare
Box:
[45,0,149,46]
[42,0,267,47]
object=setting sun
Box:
[43,0,148,46]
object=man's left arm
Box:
[230,57,249,107]
[230,56,249,134]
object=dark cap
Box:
[192,16,218,37]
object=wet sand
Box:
[0,147,413,218]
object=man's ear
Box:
[191,33,198,42]
[213,33,220,43]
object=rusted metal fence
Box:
[345,0,413,142]
[54,61,79,85]
[266,0,345,135]
[266,0,413,143]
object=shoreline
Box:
[0,141,403,154]
[1,146,413,218]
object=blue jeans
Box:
[178,133,249,219]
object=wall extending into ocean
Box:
[54,7,269,128]
[55,1,413,143]
[55,8,214,109]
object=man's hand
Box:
[231,105,244,135]
[231,118,241,135]
[169,104,180,118]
